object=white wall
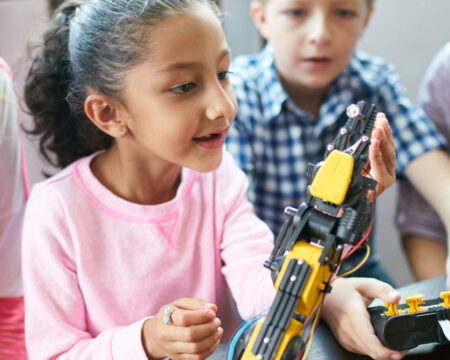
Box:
[2,0,449,286]
[222,0,450,286]
[0,0,50,185]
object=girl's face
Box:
[118,5,237,173]
[254,0,373,93]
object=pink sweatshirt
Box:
[22,151,276,359]
[0,58,27,360]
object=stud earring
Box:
[120,128,127,137]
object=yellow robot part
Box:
[310,150,354,205]
[241,242,333,360]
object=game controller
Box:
[369,292,450,351]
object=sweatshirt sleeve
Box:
[417,42,450,143]
[219,152,276,320]
[22,182,149,360]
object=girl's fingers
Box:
[173,336,222,360]
[166,317,222,343]
[162,298,217,327]
[170,306,217,327]
[173,298,217,312]
[168,326,223,357]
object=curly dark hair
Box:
[24,0,221,169]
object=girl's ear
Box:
[84,93,126,138]
[250,1,269,40]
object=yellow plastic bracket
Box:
[241,242,332,360]
[440,291,450,308]
[405,294,425,314]
[310,150,354,205]
[384,301,403,316]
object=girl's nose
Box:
[205,84,236,122]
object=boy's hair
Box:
[257,0,374,6]
[25,0,221,170]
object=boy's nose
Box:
[205,85,236,122]
[306,11,332,45]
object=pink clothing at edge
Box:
[22,151,276,359]
[0,58,27,360]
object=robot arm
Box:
[230,101,378,360]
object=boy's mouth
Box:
[304,56,332,63]
[302,57,332,69]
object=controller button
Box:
[383,301,403,316]
[440,291,450,308]
[405,294,425,313]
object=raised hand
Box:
[367,113,396,197]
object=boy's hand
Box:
[142,298,223,359]
[321,277,407,360]
[446,250,450,289]
[367,113,396,197]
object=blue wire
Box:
[227,307,270,360]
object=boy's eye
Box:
[218,70,230,81]
[335,9,357,18]
[171,82,196,94]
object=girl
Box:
[23,0,402,359]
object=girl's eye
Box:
[336,9,357,18]
[171,82,196,94]
[286,9,305,18]
[218,70,230,81]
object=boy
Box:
[225,0,450,286]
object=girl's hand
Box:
[367,113,396,197]
[321,277,407,360]
[142,298,223,359]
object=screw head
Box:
[346,104,360,118]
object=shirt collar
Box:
[256,48,378,124]
[256,44,289,122]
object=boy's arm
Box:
[402,233,447,280]
[404,149,450,288]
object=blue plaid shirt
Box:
[225,45,446,279]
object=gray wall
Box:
[222,0,450,286]
[0,0,50,183]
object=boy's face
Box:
[251,0,373,93]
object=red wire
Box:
[337,190,375,266]
[296,185,376,360]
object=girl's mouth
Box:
[193,130,226,150]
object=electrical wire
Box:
[338,243,371,277]
[227,307,270,360]
[337,189,376,265]
[297,299,323,360]
[228,183,377,359]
